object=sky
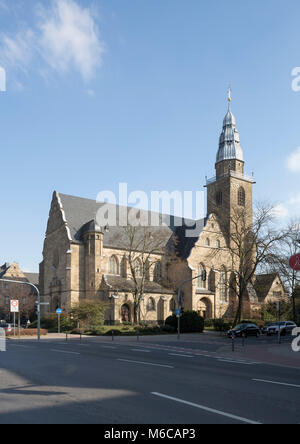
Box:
[0,0,300,272]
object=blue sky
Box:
[0,0,300,272]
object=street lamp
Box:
[0,278,43,341]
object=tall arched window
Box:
[238,187,246,207]
[216,191,223,206]
[197,264,206,289]
[170,299,176,312]
[219,267,227,303]
[134,258,143,278]
[153,262,162,282]
[109,256,119,275]
[147,297,156,312]
[205,238,210,247]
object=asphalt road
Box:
[0,336,300,424]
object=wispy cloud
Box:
[272,203,289,219]
[286,147,300,173]
[0,0,104,84]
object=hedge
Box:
[165,311,204,333]
[6,329,48,337]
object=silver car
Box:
[267,321,297,336]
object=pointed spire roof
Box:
[216,88,244,164]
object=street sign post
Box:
[10,300,19,337]
[56,309,62,334]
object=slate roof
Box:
[24,273,39,286]
[57,192,204,259]
[254,273,280,300]
[0,264,39,287]
[101,275,174,295]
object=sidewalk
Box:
[218,340,300,368]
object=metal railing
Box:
[206,170,255,185]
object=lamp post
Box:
[177,273,205,340]
[0,278,42,341]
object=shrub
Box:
[212,318,232,332]
[165,311,204,333]
[204,318,214,328]
[7,329,48,337]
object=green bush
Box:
[204,318,214,328]
[165,311,204,333]
[212,318,232,332]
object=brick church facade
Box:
[40,97,287,324]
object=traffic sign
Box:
[175,309,180,317]
[10,300,19,313]
[289,254,300,271]
[56,308,62,315]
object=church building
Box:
[40,94,287,324]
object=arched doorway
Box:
[197,298,212,319]
[121,304,131,323]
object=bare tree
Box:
[267,219,300,321]
[124,226,168,324]
[212,203,285,325]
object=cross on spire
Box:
[227,84,231,109]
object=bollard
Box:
[80,331,82,342]
[232,334,235,352]
[137,331,140,342]
[112,330,114,341]
[66,332,68,342]
[242,334,245,347]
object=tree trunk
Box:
[234,295,243,326]
[133,301,138,325]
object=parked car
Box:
[266,321,297,336]
[1,323,22,333]
[261,322,278,335]
[227,323,261,338]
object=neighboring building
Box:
[0,262,38,322]
[40,95,286,323]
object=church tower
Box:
[206,89,255,242]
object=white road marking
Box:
[131,349,151,353]
[168,353,194,358]
[50,349,80,356]
[117,359,174,368]
[101,345,117,349]
[253,379,300,388]
[151,392,262,425]
[10,344,34,349]
[217,359,256,365]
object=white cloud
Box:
[288,193,300,207]
[272,204,289,219]
[286,147,300,173]
[0,0,103,83]
[38,0,104,81]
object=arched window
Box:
[238,187,246,207]
[216,191,223,206]
[197,264,206,289]
[170,299,176,312]
[205,238,210,247]
[109,256,119,275]
[134,258,143,278]
[147,297,156,312]
[216,239,221,249]
[153,262,162,282]
[219,267,227,303]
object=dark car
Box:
[227,323,260,338]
